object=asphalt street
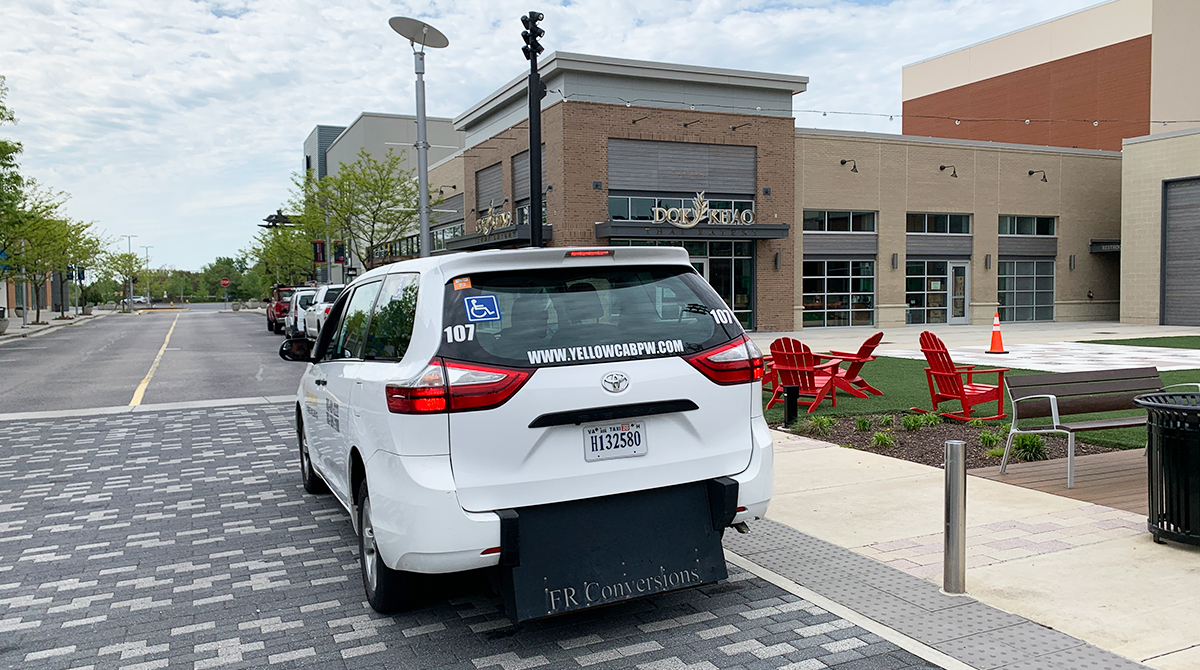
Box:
[0,306,304,414]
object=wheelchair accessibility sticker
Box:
[464,294,502,323]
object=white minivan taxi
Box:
[279,246,773,620]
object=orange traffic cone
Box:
[986,312,1008,354]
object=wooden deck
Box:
[969,449,1148,516]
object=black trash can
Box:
[1133,392,1200,546]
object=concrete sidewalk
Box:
[765,430,1200,669]
[0,310,110,344]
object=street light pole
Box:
[140,246,153,306]
[389,17,449,259]
[119,234,136,313]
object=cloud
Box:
[1,0,1098,270]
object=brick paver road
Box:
[0,404,937,670]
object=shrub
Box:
[985,446,1007,458]
[978,429,1002,449]
[854,416,872,431]
[1012,433,1048,462]
[921,413,943,427]
[900,414,923,431]
[794,415,836,437]
[879,415,895,427]
[967,418,984,428]
[872,432,896,447]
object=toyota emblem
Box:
[601,372,629,393]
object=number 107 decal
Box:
[711,309,737,325]
[444,323,476,343]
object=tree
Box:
[0,75,21,217]
[323,148,420,270]
[100,249,146,310]
[1,75,26,286]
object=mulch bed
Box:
[779,414,1117,470]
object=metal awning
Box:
[444,224,553,252]
[1089,239,1120,253]
[595,220,791,240]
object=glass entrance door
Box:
[949,262,969,325]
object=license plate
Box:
[584,422,647,462]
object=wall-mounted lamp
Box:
[840,159,858,173]
[437,184,457,196]
[682,119,703,128]
[545,184,553,192]
[1069,254,1076,270]
[774,252,781,271]
[762,187,771,196]
[940,164,958,178]
[891,253,898,270]
[631,115,651,125]
[593,181,603,190]
[1028,169,1048,183]
[985,254,991,270]
[730,122,752,131]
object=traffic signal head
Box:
[521,11,545,60]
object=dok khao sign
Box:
[652,192,754,228]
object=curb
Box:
[0,311,111,345]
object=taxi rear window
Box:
[439,266,741,367]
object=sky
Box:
[1,0,1103,271]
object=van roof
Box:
[353,246,692,285]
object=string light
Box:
[548,91,1200,126]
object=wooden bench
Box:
[1002,367,1198,489]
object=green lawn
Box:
[762,355,1200,450]
[1083,335,1200,349]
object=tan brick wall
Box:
[1121,131,1200,324]
[795,132,1122,329]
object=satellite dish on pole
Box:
[389,17,449,49]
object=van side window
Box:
[363,273,420,361]
[330,281,382,360]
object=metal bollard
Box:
[943,440,967,595]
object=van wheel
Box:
[358,481,414,613]
[298,417,328,495]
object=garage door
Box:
[1163,178,1200,326]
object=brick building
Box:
[306,51,1125,331]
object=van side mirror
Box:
[279,338,314,362]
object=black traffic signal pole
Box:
[522,11,546,248]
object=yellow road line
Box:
[130,313,180,406]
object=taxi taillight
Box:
[386,359,534,414]
[684,335,764,386]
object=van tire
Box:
[358,481,414,613]
[298,416,328,495]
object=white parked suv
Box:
[280,247,772,620]
[285,289,316,338]
[303,284,344,340]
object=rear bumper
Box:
[732,415,773,523]
[364,420,771,575]
[365,450,500,574]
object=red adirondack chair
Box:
[767,338,855,413]
[815,332,885,397]
[914,331,1008,421]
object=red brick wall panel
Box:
[903,36,1151,151]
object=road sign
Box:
[220,277,231,287]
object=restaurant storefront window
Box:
[802,260,875,327]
